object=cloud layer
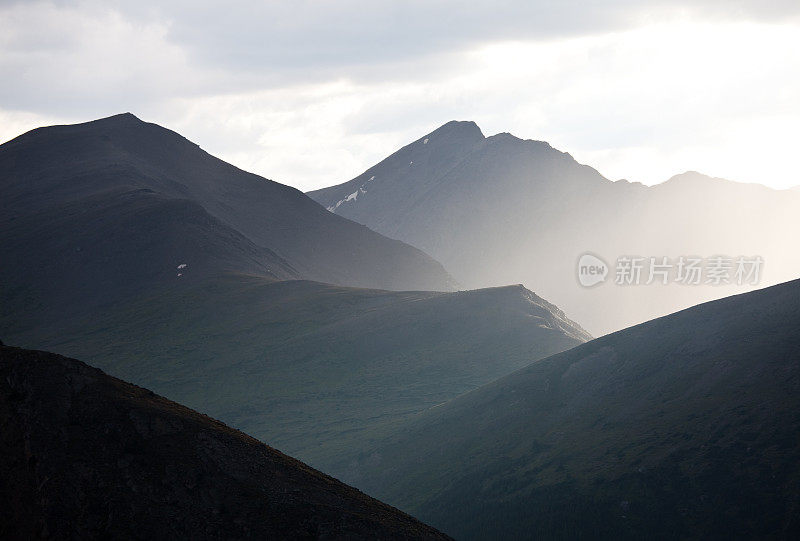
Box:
[2,0,799,190]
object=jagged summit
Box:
[485,131,520,141]
[423,119,485,142]
[483,131,563,154]
[309,121,575,218]
[93,111,143,124]
[308,119,606,257]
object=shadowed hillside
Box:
[6,274,588,470]
[0,344,450,540]
[338,279,800,539]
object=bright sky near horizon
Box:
[1,0,799,191]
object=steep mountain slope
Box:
[0,344,449,540]
[0,187,296,334]
[6,273,588,470]
[309,123,800,335]
[339,279,800,539]
[314,120,486,233]
[0,113,454,330]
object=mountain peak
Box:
[426,120,485,142]
[659,170,745,189]
[111,111,141,121]
[89,112,144,126]
[665,170,712,183]
[487,131,521,141]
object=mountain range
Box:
[3,113,798,540]
[309,121,800,335]
[0,115,588,472]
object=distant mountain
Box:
[6,274,588,470]
[0,344,449,540]
[0,113,454,334]
[312,121,485,231]
[337,279,800,539]
[309,123,800,335]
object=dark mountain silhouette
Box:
[0,113,454,334]
[309,123,800,335]
[0,187,296,335]
[6,274,588,471]
[0,344,450,540]
[337,279,800,539]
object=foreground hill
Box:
[0,344,449,540]
[7,274,588,470]
[309,122,800,335]
[339,279,800,539]
[0,113,453,335]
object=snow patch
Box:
[328,188,363,212]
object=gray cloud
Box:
[3,0,800,117]
[2,0,800,192]
[124,0,800,70]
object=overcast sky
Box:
[2,0,799,190]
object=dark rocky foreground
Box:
[0,344,450,540]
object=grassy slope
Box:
[8,273,588,469]
[342,279,800,540]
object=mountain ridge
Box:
[1,112,455,292]
[7,273,589,470]
[309,120,800,335]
